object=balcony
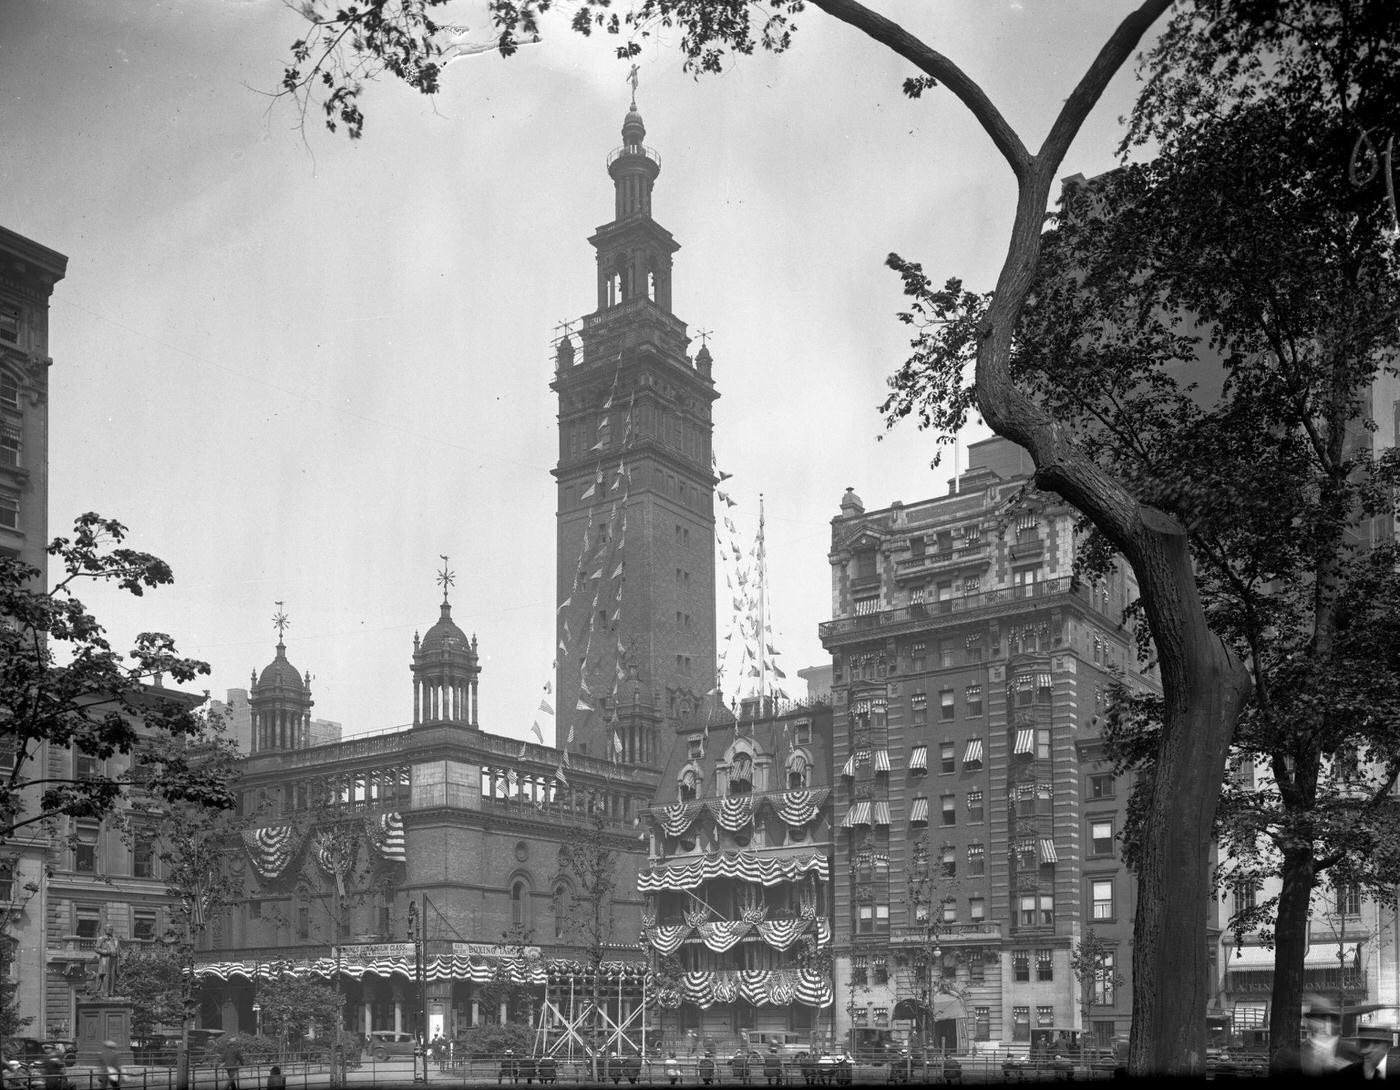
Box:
[893,542,990,583]
[821,576,1102,645]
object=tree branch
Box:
[808,0,1031,177]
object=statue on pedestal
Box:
[93,927,120,997]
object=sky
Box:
[0,0,1162,741]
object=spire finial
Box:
[437,555,456,603]
[626,63,640,110]
[272,601,290,642]
[696,328,712,348]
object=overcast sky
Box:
[1,0,1159,740]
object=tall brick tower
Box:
[552,97,718,766]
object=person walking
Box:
[220,1037,245,1090]
[763,1048,782,1087]
[100,1040,123,1088]
[665,1050,682,1086]
[266,1065,287,1090]
[40,1046,64,1090]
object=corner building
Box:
[820,437,1156,1056]
[552,102,718,764]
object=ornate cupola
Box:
[591,83,679,313]
[249,602,314,753]
[411,557,480,728]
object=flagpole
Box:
[757,493,766,716]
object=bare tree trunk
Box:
[1269,847,1317,1074]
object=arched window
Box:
[728,752,753,797]
[678,765,701,802]
[511,880,528,930]
[786,750,812,790]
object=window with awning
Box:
[963,738,984,765]
[909,745,928,773]
[910,797,929,824]
[1014,728,1035,755]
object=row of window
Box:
[852,879,1119,933]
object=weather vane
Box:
[272,601,290,640]
[437,556,456,603]
[695,328,712,348]
[627,63,640,108]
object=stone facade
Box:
[820,436,1156,1056]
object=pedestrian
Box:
[100,1039,122,1088]
[730,1049,750,1085]
[41,1046,64,1090]
[498,1048,517,1085]
[666,1050,682,1086]
[699,1051,716,1086]
[220,1037,245,1090]
[266,1065,287,1090]
[623,1051,642,1085]
[834,1052,851,1088]
[763,1047,782,1087]
[537,1054,557,1085]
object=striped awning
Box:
[873,749,891,773]
[1040,838,1058,863]
[841,754,856,777]
[909,745,928,772]
[909,797,930,824]
[872,801,891,826]
[963,738,984,764]
[1014,728,1035,755]
[842,801,872,827]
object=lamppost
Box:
[408,899,427,1084]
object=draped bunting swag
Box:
[637,852,828,893]
[241,826,304,881]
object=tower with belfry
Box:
[552,92,719,765]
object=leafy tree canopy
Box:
[0,514,235,842]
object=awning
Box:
[909,797,930,824]
[873,749,891,773]
[909,745,928,772]
[1014,728,1035,755]
[872,801,891,826]
[841,755,856,777]
[963,738,984,764]
[842,801,872,827]
[1040,838,1058,863]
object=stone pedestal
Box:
[75,999,132,1068]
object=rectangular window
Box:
[940,742,955,774]
[1037,672,1053,699]
[941,795,956,826]
[133,834,156,879]
[1037,1006,1055,1028]
[0,305,19,345]
[1337,883,1361,918]
[974,1007,991,1041]
[1094,952,1117,1006]
[0,860,12,903]
[939,640,955,668]
[1013,951,1030,982]
[851,955,868,986]
[1089,773,1115,799]
[941,899,957,923]
[296,905,310,940]
[1020,895,1036,927]
[75,821,98,873]
[0,374,17,407]
[133,910,157,942]
[1090,819,1114,857]
[967,790,984,824]
[969,896,985,922]
[1036,728,1052,760]
[875,904,889,932]
[966,634,984,663]
[0,490,18,530]
[941,846,956,879]
[1017,512,1037,533]
[794,721,812,746]
[0,424,18,468]
[1092,879,1114,921]
[910,642,927,671]
[965,685,983,717]
[75,906,100,941]
[75,752,100,779]
[1036,948,1054,982]
[1013,1007,1030,1042]
[968,843,985,877]
[872,957,889,986]
[1040,894,1055,926]
[939,689,955,721]
[963,576,981,595]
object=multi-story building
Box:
[1,225,66,1035]
[641,697,835,1057]
[819,436,1155,1055]
[195,593,656,1044]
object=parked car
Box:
[130,1034,178,1064]
[367,1031,418,1061]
